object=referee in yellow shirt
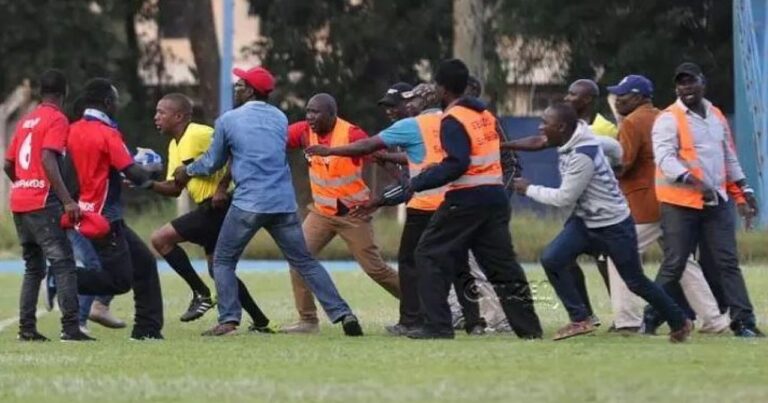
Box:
[148,93,273,332]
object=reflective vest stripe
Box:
[407,113,447,211]
[308,118,370,215]
[443,106,503,191]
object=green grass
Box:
[0,264,767,402]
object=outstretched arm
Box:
[501,135,549,151]
[306,136,388,157]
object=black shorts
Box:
[170,198,229,255]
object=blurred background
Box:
[0,0,765,260]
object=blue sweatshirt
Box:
[409,97,508,206]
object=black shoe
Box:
[61,330,97,342]
[130,331,165,341]
[406,327,455,340]
[467,325,486,336]
[180,295,215,322]
[640,310,663,335]
[732,323,765,338]
[248,323,276,334]
[385,323,414,336]
[18,330,50,342]
[341,314,363,336]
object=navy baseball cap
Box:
[378,82,413,106]
[607,75,653,97]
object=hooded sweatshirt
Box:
[526,121,630,228]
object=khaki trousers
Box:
[290,210,400,322]
[608,221,729,330]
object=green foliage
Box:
[248,0,453,131]
[498,0,734,111]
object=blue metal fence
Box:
[734,0,768,226]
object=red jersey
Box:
[287,120,368,165]
[5,103,69,213]
[67,117,134,217]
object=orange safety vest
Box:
[654,103,729,209]
[407,112,447,211]
[307,118,370,216]
[443,105,503,190]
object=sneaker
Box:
[79,325,90,334]
[341,314,363,337]
[180,295,215,322]
[452,315,466,331]
[130,331,165,341]
[669,319,694,343]
[279,320,320,334]
[89,300,126,329]
[732,323,765,338]
[607,325,640,335]
[698,321,730,334]
[201,322,237,337]
[406,326,454,340]
[18,330,50,342]
[553,320,595,341]
[61,330,97,342]
[467,324,486,336]
[248,323,277,334]
[589,315,601,328]
[385,323,414,336]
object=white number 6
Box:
[18,133,32,170]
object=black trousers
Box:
[415,202,542,338]
[77,220,164,334]
[648,200,756,328]
[14,204,79,334]
[397,208,482,329]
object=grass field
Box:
[0,263,767,403]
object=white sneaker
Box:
[79,325,90,334]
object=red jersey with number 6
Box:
[4,103,69,213]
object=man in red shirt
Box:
[3,69,92,342]
[66,78,164,340]
[280,93,400,333]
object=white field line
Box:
[0,309,52,333]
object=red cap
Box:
[233,66,275,95]
[61,212,111,239]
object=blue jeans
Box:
[68,231,113,326]
[540,216,686,330]
[213,205,352,324]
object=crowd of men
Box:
[5,58,763,343]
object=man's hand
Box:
[173,166,191,186]
[64,201,81,224]
[379,183,413,206]
[305,145,331,157]
[211,188,230,209]
[743,189,759,215]
[349,199,380,219]
[681,172,709,192]
[736,202,756,230]
[513,177,530,194]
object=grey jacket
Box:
[526,122,630,228]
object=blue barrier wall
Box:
[500,116,561,214]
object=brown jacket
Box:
[617,103,661,224]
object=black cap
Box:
[378,82,413,106]
[674,62,704,82]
